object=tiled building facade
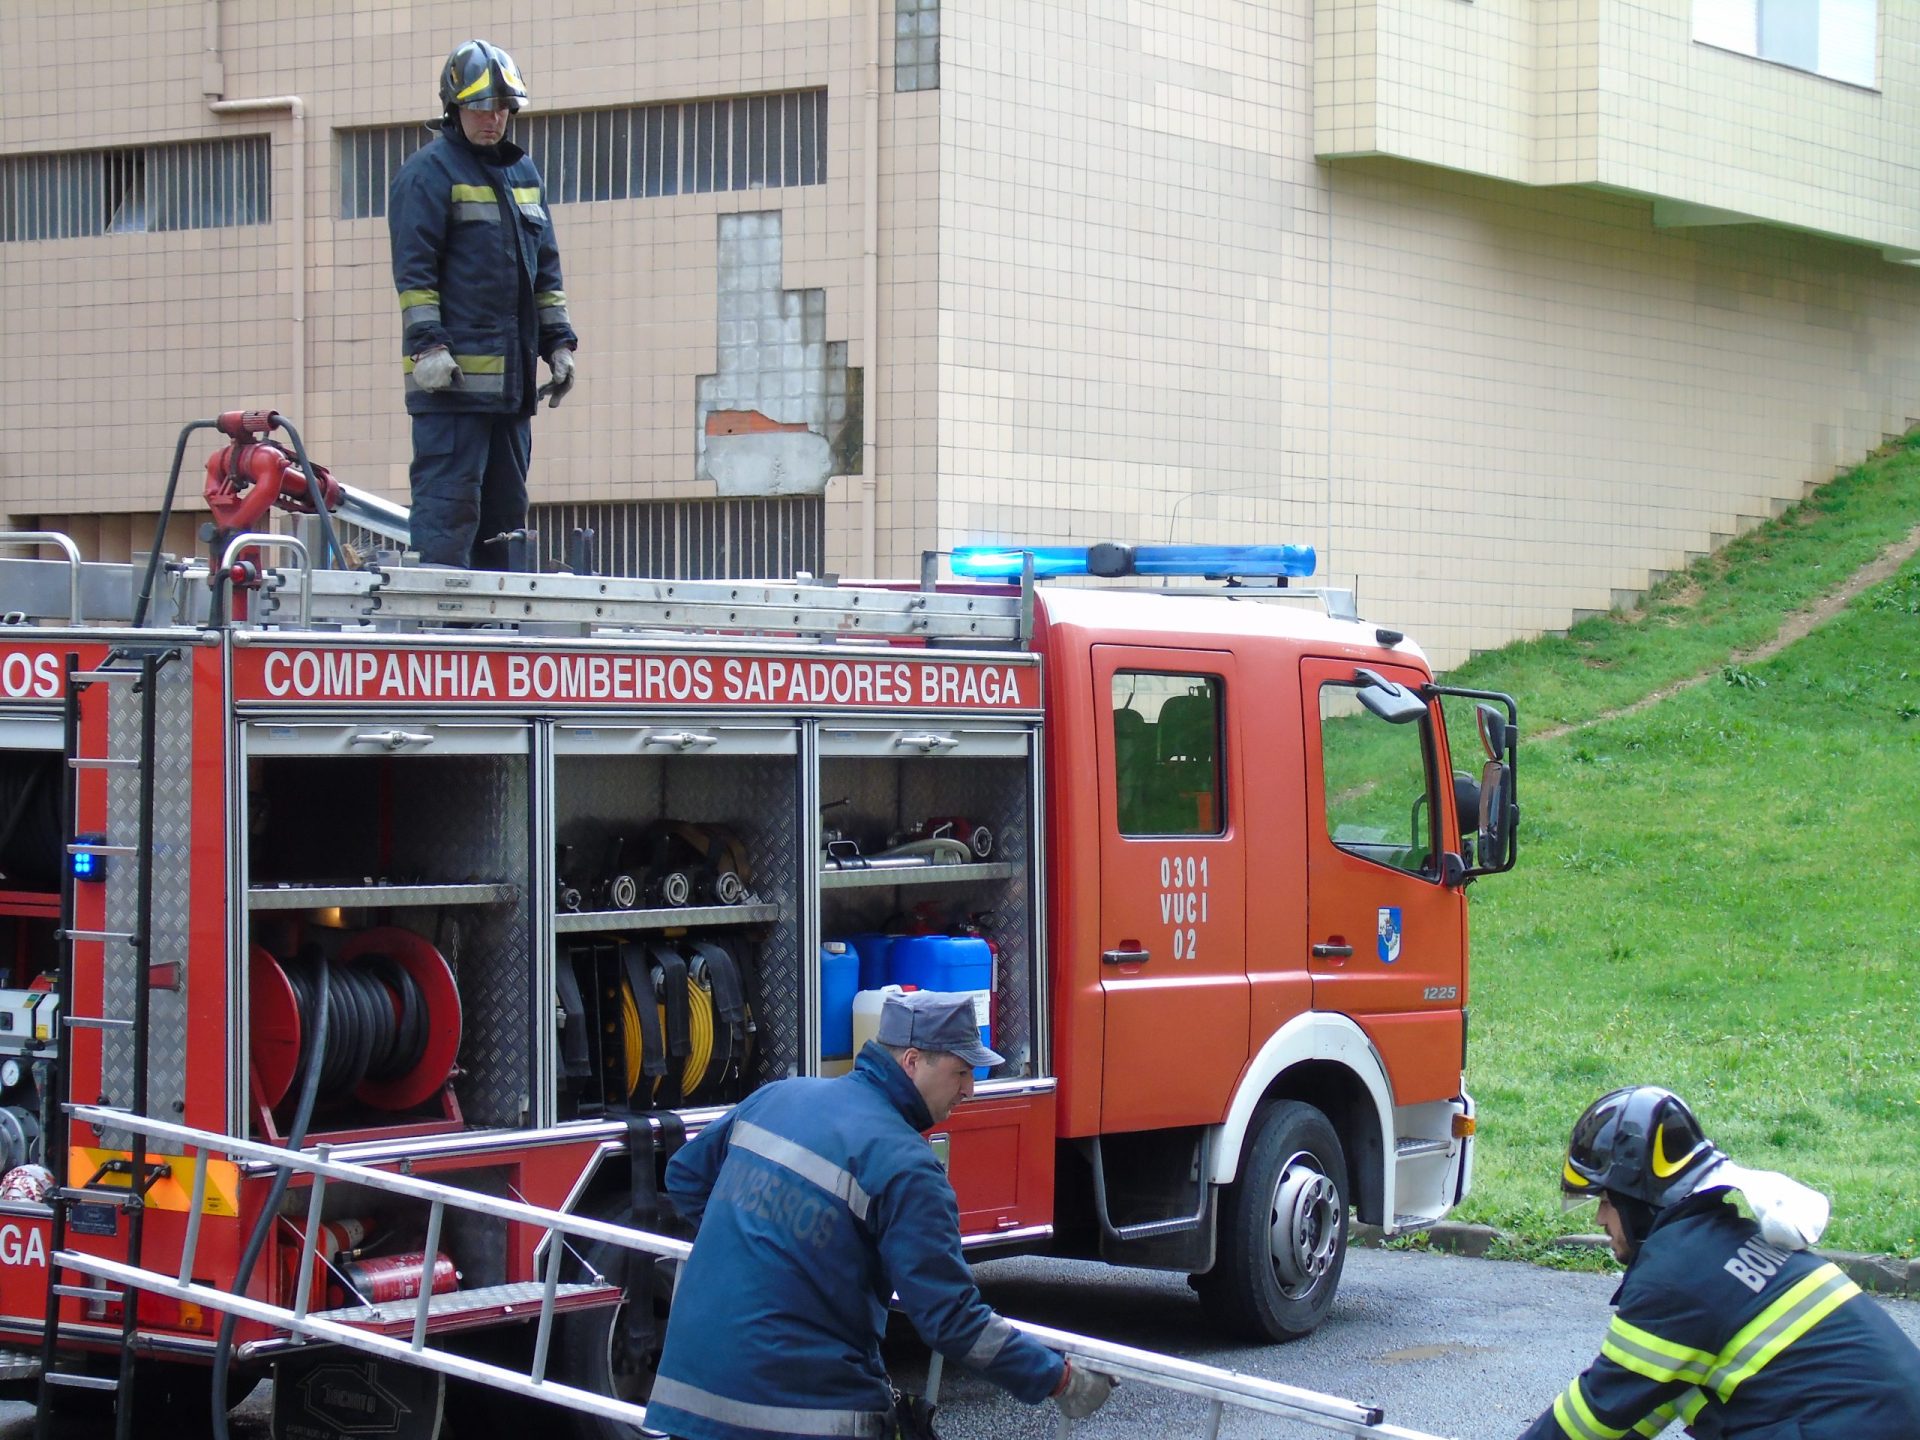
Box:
[3,0,1917,666]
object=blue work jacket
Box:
[388,119,575,417]
[647,1043,1065,1440]
[1520,1193,1920,1440]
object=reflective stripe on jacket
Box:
[387,120,575,417]
[648,1043,1065,1440]
[1521,1193,1920,1440]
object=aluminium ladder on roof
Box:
[61,1105,1454,1440]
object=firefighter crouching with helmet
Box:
[389,40,578,569]
[1522,1086,1920,1440]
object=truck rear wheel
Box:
[551,1198,673,1440]
[1196,1100,1347,1342]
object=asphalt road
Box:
[4,1248,1916,1438]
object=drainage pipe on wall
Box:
[206,94,306,426]
[858,0,881,576]
[203,3,308,438]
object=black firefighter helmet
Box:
[1561,1085,1725,1212]
[440,40,529,115]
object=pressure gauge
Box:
[0,1060,21,1090]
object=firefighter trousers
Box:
[408,411,532,569]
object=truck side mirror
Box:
[1477,758,1515,871]
[1475,703,1508,761]
[1354,668,1428,725]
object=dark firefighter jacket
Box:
[647,1042,1065,1440]
[388,118,575,417]
[1521,1191,1920,1440]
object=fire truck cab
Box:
[0,510,1515,1435]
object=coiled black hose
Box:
[282,951,429,1101]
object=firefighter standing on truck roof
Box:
[388,39,577,570]
[1520,1086,1920,1440]
[646,991,1116,1440]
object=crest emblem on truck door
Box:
[1376,907,1402,964]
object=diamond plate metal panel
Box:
[383,751,532,1129]
[97,654,195,1147]
[552,746,801,1095]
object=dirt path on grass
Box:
[1533,521,1920,745]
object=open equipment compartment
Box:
[240,717,533,1139]
[0,706,66,1185]
[548,717,800,1119]
[813,721,1041,1080]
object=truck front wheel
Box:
[1196,1100,1348,1342]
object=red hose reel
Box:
[250,928,462,1115]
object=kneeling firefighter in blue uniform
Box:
[648,991,1116,1440]
[1521,1086,1920,1440]
[389,40,578,569]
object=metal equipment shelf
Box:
[247,883,521,912]
[552,902,780,934]
[818,861,1018,891]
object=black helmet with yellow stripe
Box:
[1561,1085,1725,1212]
[439,40,530,116]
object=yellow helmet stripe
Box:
[1651,1123,1705,1179]
[1563,1160,1594,1190]
[455,69,494,102]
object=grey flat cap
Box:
[876,990,1003,1069]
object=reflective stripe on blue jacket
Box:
[648,1042,1065,1440]
[388,119,575,417]
[1520,1193,1920,1440]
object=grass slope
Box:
[1438,437,1920,1262]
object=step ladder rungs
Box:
[62,929,136,945]
[67,756,140,771]
[43,1371,119,1392]
[64,1015,133,1031]
[52,1283,120,1302]
[69,669,144,686]
[67,842,137,857]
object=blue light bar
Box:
[950,542,1316,581]
[950,546,1108,579]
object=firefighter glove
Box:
[1053,1361,1115,1420]
[545,346,576,408]
[412,347,460,392]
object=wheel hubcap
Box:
[1268,1152,1339,1296]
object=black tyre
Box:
[550,1198,675,1440]
[1196,1100,1347,1342]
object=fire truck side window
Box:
[1318,682,1436,876]
[1111,673,1224,836]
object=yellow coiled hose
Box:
[619,972,719,1101]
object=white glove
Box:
[1053,1360,1115,1421]
[544,346,576,407]
[412,347,460,392]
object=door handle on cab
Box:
[1311,941,1354,958]
[1101,947,1150,966]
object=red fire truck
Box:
[0,416,1515,1437]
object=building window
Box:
[1693,0,1876,88]
[0,137,271,243]
[338,89,829,221]
[896,0,941,91]
[527,496,824,581]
